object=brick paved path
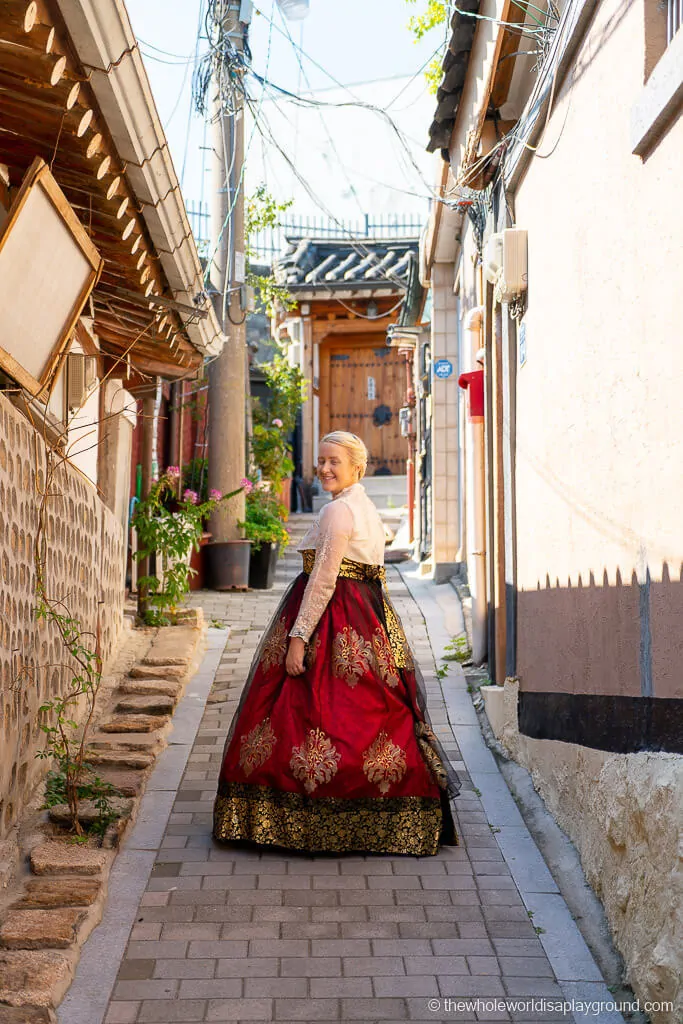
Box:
[101,533,576,1024]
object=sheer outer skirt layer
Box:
[213,572,459,856]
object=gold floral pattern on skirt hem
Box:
[382,597,415,670]
[332,625,373,688]
[260,616,289,671]
[239,718,277,777]
[362,730,408,794]
[213,783,445,855]
[289,728,341,793]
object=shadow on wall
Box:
[516,561,683,754]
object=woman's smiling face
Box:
[317,442,358,496]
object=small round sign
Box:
[433,359,454,379]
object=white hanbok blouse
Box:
[289,482,386,643]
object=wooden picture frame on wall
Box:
[0,157,103,400]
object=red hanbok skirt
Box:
[213,554,460,856]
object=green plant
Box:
[246,185,296,316]
[436,663,449,681]
[404,1,449,94]
[43,766,121,837]
[257,356,307,436]
[182,457,209,504]
[443,636,472,663]
[249,422,295,490]
[239,485,290,553]
[133,467,242,624]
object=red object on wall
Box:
[458,369,484,420]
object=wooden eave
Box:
[0,0,201,380]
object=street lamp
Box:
[276,0,310,19]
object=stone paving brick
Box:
[137,999,206,1022]
[104,1003,140,1023]
[215,958,280,978]
[178,978,243,998]
[341,996,408,1019]
[273,997,339,1020]
[153,959,217,979]
[113,979,178,1000]
[280,957,341,977]
[205,997,273,1020]
[405,954,468,975]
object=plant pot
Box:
[248,542,279,590]
[207,540,251,590]
[189,533,211,591]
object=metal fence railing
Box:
[185,201,424,265]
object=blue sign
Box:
[434,359,454,379]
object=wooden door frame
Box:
[318,332,389,438]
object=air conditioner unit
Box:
[483,229,528,302]
[66,353,97,412]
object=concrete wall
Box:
[0,392,124,841]
[492,680,682,1023]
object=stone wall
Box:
[0,393,124,841]
[491,680,682,1024]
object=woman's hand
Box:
[286,637,306,676]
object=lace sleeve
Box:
[289,499,354,643]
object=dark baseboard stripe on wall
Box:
[518,691,683,754]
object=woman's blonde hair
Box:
[319,431,369,481]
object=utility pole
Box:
[207,0,250,587]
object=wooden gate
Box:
[319,336,406,475]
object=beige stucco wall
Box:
[0,392,124,841]
[491,679,682,1023]
[431,262,461,576]
[513,0,683,693]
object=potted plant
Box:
[239,483,290,589]
[132,466,242,622]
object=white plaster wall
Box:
[513,0,683,596]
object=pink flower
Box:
[272,418,283,428]
[166,465,181,479]
[209,488,222,501]
[240,477,254,494]
[183,489,198,504]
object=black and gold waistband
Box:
[301,549,386,584]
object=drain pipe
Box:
[463,307,487,664]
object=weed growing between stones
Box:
[32,442,117,838]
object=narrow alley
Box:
[57,519,623,1024]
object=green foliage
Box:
[405,0,449,94]
[249,423,294,491]
[132,469,242,624]
[405,0,449,40]
[436,662,450,681]
[182,457,209,504]
[443,635,472,663]
[246,185,296,316]
[256,355,307,436]
[43,767,121,837]
[239,486,290,552]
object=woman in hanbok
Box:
[213,431,460,856]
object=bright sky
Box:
[125,0,443,227]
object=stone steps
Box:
[128,663,184,680]
[99,713,170,734]
[114,694,176,715]
[118,678,182,698]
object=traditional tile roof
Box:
[427,0,481,154]
[275,237,419,292]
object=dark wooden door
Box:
[320,337,406,475]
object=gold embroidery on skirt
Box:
[371,627,400,688]
[238,718,277,777]
[415,722,449,791]
[362,731,408,794]
[332,626,373,688]
[383,598,415,670]
[260,617,288,671]
[214,782,449,855]
[289,728,341,793]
